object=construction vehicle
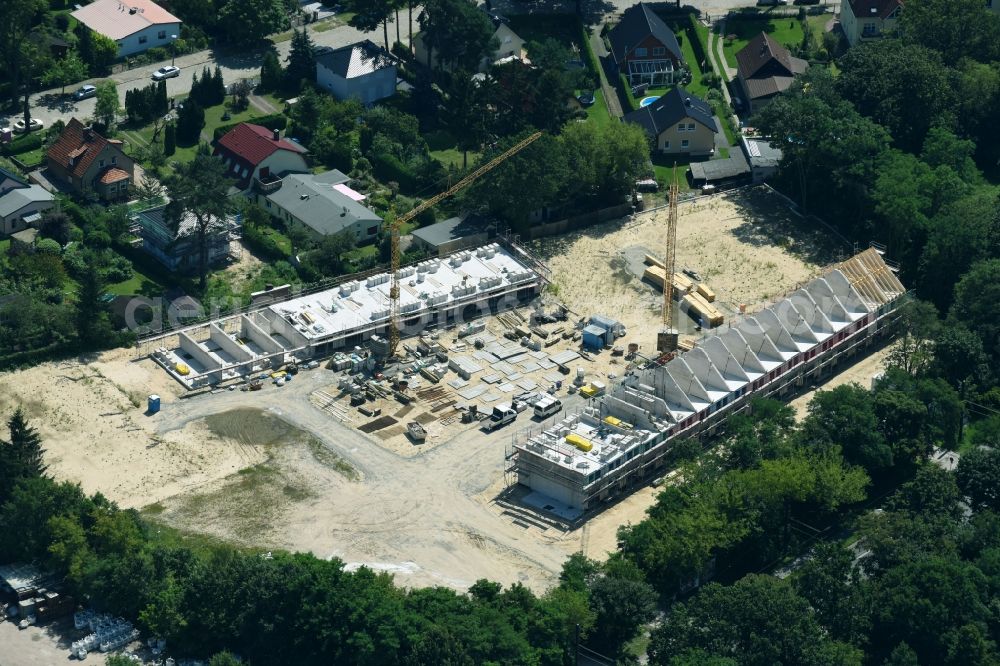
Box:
[386,132,545,358]
[406,421,427,443]
[657,167,681,353]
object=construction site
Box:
[0,177,907,599]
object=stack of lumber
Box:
[682,292,725,327]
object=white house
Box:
[0,167,56,237]
[72,0,182,58]
[316,40,397,106]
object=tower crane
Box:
[656,166,680,354]
[386,131,544,358]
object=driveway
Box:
[6,12,420,129]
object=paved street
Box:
[4,13,417,129]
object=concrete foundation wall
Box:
[241,315,285,355]
[210,324,254,362]
[179,332,221,371]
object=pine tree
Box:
[284,29,316,94]
[260,50,283,92]
[8,408,45,479]
[213,66,226,105]
[164,122,176,156]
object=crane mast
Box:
[656,166,679,353]
[387,131,544,357]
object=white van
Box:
[533,396,563,419]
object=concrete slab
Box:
[480,392,503,402]
[538,360,556,370]
[482,374,501,384]
[523,491,584,521]
[543,372,564,382]
[516,378,538,390]
[519,361,541,372]
[457,384,488,400]
[530,351,549,360]
[447,378,469,389]
[506,372,523,381]
[498,382,517,392]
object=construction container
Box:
[566,433,593,452]
[582,325,608,349]
[147,395,160,414]
[589,315,625,338]
[696,283,716,303]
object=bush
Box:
[0,132,43,156]
[35,238,61,254]
[242,223,289,260]
[212,114,287,142]
[618,73,638,112]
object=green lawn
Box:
[721,13,828,69]
[344,244,377,262]
[426,129,479,169]
[107,269,167,297]
[651,153,693,192]
[582,89,613,128]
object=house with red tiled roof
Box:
[839,0,903,46]
[213,123,309,191]
[735,33,808,114]
[72,0,182,58]
[46,118,134,202]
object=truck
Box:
[533,396,563,420]
[483,403,517,432]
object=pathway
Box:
[589,27,624,118]
[711,18,738,81]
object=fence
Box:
[526,202,633,239]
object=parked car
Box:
[13,118,43,133]
[152,66,180,81]
[73,84,97,100]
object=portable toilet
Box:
[147,395,161,414]
[582,324,608,349]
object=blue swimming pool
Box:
[639,96,660,108]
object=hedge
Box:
[212,114,287,142]
[1,132,44,156]
[686,13,710,72]
[372,153,420,193]
[242,223,291,261]
[578,20,603,81]
[618,73,639,113]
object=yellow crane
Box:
[386,131,544,357]
[656,166,679,354]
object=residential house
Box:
[735,32,808,114]
[213,123,309,191]
[623,86,718,156]
[741,136,783,184]
[839,0,902,46]
[253,170,382,241]
[608,3,685,87]
[133,205,235,272]
[316,40,397,106]
[0,167,56,236]
[414,12,527,72]
[410,213,490,257]
[46,118,135,201]
[72,0,182,58]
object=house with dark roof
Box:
[623,86,718,156]
[46,118,134,201]
[735,33,808,114]
[316,40,397,106]
[608,3,685,87]
[253,170,383,241]
[410,213,490,257]
[840,0,902,46]
[0,167,55,237]
[213,123,309,191]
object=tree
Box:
[836,41,955,152]
[346,0,395,51]
[218,0,287,46]
[94,81,120,129]
[8,408,46,480]
[78,30,118,76]
[649,574,863,666]
[799,384,893,474]
[260,50,283,92]
[165,156,234,290]
[586,573,658,657]
[75,252,115,347]
[753,68,889,220]
[900,0,1000,65]
[42,52,89,95]
[792,541,871,646]
[444,70,489,168]
[884,299,939,376]
[285,29,316,93]
[163,122,176,156]
[0,0,46,104]
[175,99,205,145]
[418,0,495,72]
[956,448,1000,513]
[951,259,1000,365]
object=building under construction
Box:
[150,241,547,388]
[506,248,906,513]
